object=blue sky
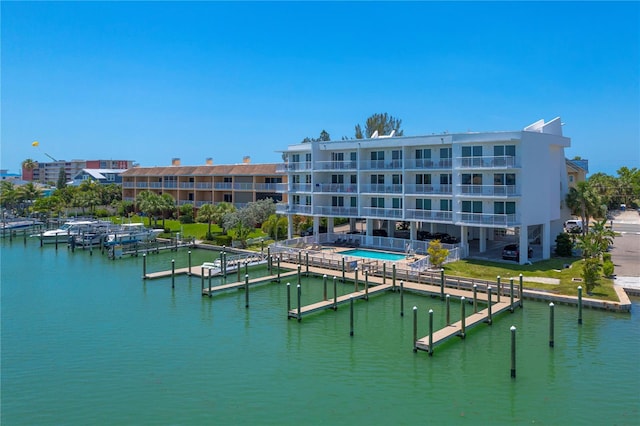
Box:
[2,1,638,176]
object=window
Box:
[463,201,483,213]
[440,174,452,185]
[392,198,402,209]
[494,145,516,157]
[305,153,312,163]
[332,196,344,207]
[494,201,516,214]
[223,177,232,183]
[371,151,385,161]
[392,174,402,185]
[331,152,344,162]
[350,197,357,207]
[305,175,311,184]
[416,149,431,159]
[392,150,402,160]
[292,175,300,184]
[371,197,384,208]
[370,174,384,184]
[292,195,300,204]
[416,174,431,184]
[331,174,344,184]
[416,199,432,210]
[440,147,451,159]
[494,173,516,186]
[440,199,452,211]
[305,196,311,206]
[350,175,357,184]
[292,154,300,163]
[223,194,232,203]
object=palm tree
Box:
[160,193,176,228]
[21,158,37,180]
[197,204,216,239]
[565,181,603,235]
[0,181,19,214]
[589,218,616,257]
[136,191,163,227]
[261,214,287,240]
[212,202,236,232]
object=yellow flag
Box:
[32,141,39,147]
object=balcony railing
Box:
[196,183,213,189]
[359,160,403,170]
[276,162,312,172]
[254,183,278,191]
[123,182,135,188]
[360,184,403,194]
[457,212,519,226]
[405,209,453,221]
[232,183,254,190]
[135,182,148,188]
[405,184,451,194]
[195,200,211,207]
[361,207,403,219]
[149,182,162,188]
[179,183,195,189]
[290,184,312,193]
[316,160,358,170]
[275,203,312,215]
[456,156,519,169]
[458,184,519,196]
[163,182,177,189]
[214,183,233,190]
[314,206,359,216]
[314,183,358,193]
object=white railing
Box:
[316,160,358,170]
[196,183,213,189]
[361,207,403,219]
[276,162,312,172]
[290,184,312,193]
[179,183,195,189]
[214,183,233,190]
[232,183,254,190]
[458,212,519,226]
[456,156,519,169]
[359,184,403,194]
[405,209,453,221]
[275,204,312,215]
[314,183,358,193]
[458,184,519,196]
[254,183,278,191]
[314,206,359,216]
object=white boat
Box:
[104,223,163,246]
[36,220,103,244]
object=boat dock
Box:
[201,271,298,296]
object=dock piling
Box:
[487,286,493,325]
[440,268,445,300]
[297,284,301,322]
[412,306,418,352]
[277,256,281,282]
[578,286,583,325]
[342,257,346,283]
[510,325,517,378]
[286,283,291,314]
[171,259,175,289]
[200,266,204,295]
[496,276,501,303]
[510,278,515,313]
[354,267,359,292]
[445,294,451,326]
[297,265,301,285]
[519,274,523,308]
[428,309,434,356]
[350,296,354,336]
[400,281,404,317]
[364,270,369,301]
[549,302,555,348]
[473,284,478,313]
[383,263,387,284]
[208,268,212,297]
[460,296,466,339]
[305,251,309,276]
[245,274,249,308]
[142,253,147,279]
[392,264,397,292]
[323,274,328,301]
[333,276,337,310]
[188,250,192,276]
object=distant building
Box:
[121,159,286,210]
[23,159,135,185]
[566,158,589,188]
[70,169,128,186]
[1,170,21,182]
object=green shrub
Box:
[602,252,612,263]
[179,214,194,224]
[214,234,232,246]
[94,208,109,217]
[555,233,573,257]
[602,260,614,277]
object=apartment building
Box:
[276,118,571,264]
[121,160,285,209]
[24,159,135,184]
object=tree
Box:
[212,202,236,232]
[57,168,67,189]
[554,232,573,257]
[301,129,331,143]
[355,113,404,139]
[136,191,163,227]
[222,207,256,247]
[261,214,287,240]
[179,203,194,224]
[589,218,616,256]
[0,181,19,213]
[160,193,176,228]
[427,239,449,270]
[565,181,604,235]
[31,195,65,218]
[197,204,216,239]
[18,182,43,210]
[21,158,37,176]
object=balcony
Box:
[276,162,312,172]
[457,212,519,226]
[179,182,195,189]
[405,209,453,222]
[314,183,358,193]
[123,182,135,188]
[195,200,211,207]
[149,182,162,188]
[404,159,452,169]
[359,160,403,170]
[276,203,312,215]
[290,184,312,193]
[254,183,278,191]
[458,184,519,196]
[232,183,254,191]
[135,182,148,188]
[456,156,519,169]
[360,184,403,194]
[214,182,233,190]
[163,182,178,189]
[196,183,213,189]
[316,160,358,171]
[361,207,403,219]
[315,206,359,216]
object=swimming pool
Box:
[340,249,406,261]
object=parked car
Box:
[564,219,583,233]
[502,244,533,262]
[372,229,388,237]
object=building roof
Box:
[77,169,128,179]
[121,163,279,177]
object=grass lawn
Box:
[443,257,617,301]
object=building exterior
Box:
[121,161,285,209]
[276,117,571,264]
[70,169,128,186]
[566,158,589,189]
[24,159,135,185]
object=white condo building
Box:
[275,117,571,265]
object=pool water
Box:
[341,248,406,261]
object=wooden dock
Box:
[287,283,393,319]
[414,300,516,353]
[201,271,298,296]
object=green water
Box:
[2,240,639,425]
